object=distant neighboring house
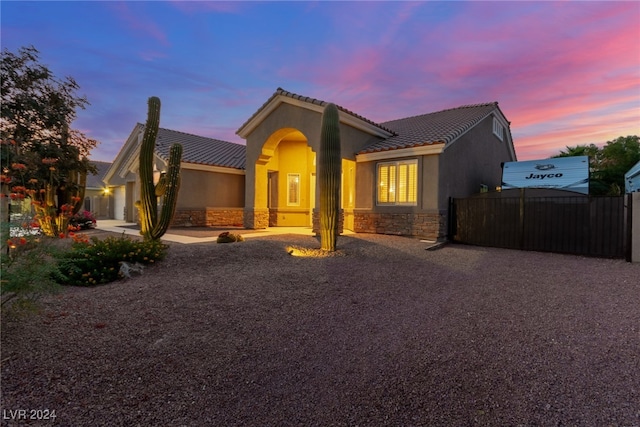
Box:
[103,124,246,225]
[85,161,112,219]
[237,88,517,240]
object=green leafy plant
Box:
[1,223,62,310]
[55,234,167,286]
[2,46,99,237]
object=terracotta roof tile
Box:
[152,126,246,169]
[237,87,396,136]
[359,102,499,154]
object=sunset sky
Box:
[2,1,639,162]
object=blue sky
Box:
[2,1,639,162]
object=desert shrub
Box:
[55,234,168,286]
[1,224,62,310]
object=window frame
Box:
[286,173,301,206]
[376,159,418,206]
[493,117,505,141]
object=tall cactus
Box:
[319,103,342,251]
[138,96,183,241]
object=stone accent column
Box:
[244,207,269,229]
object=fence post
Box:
[519,188,525,249]
[630,192,640,263]
[447,197,455,241]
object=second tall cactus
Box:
[319,103,342,251]
[138,96,183,241]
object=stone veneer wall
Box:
[206,208,244,227]
[172,209,207,227]
[353,211,447,240]
[244,207,269,229]
[172,208,244,228]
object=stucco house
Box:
[84,161,112,219]
[238,88,516,240]
[104,124,245,225]
[104,88,516,240]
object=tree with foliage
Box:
[553,135,639,195]
[1,46,98,236]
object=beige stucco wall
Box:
[177,168,244,209]
[84,189,110,219]
[438,115,515,209]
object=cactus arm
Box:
[319,103,342,251]
[137,96,182,241]
[138,97,161,240]
[154,172,167,197]
[150,143,182,240]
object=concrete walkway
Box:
[95,220,353,244]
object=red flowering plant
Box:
[69,209,96,230]
[1,152,89,238]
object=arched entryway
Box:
[254,127,316,227]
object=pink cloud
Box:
[109,2,170,48]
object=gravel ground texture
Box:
[1,231,639,427]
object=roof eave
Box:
[356,143,445,162]
[182,162,245,175]
[236,91,394,140]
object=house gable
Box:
[237,87,395,141]
[356,102,516,162]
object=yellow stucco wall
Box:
[263,139,315,226]
[243,102,384,218]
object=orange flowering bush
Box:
[2,156,85,238]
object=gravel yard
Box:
[1,232,639,426]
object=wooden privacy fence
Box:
[449,193,629,258]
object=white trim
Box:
[376,159,418,206]
[237,94,394,139]
[121,144,142,178]
[182,163,245,175]
[356,144,444,162]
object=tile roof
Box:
[237,87,396,137]
[153,126,246,169]
[87,161,112,188]
[359,102,499,154]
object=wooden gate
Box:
[449,191,629,258]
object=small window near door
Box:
[287,173,300,206]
